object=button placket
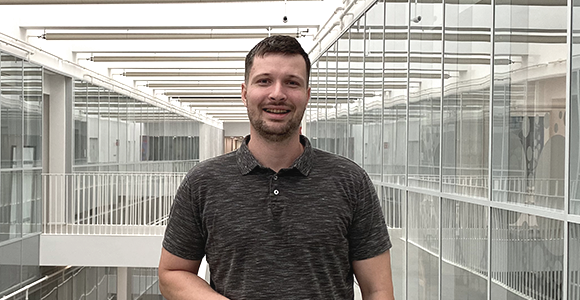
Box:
[270,174,280,196]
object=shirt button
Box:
[273,189,279,195]
[273,175,278,180]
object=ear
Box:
[241,82,248,107]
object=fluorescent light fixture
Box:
[2,0,318,3]
[93,56,245,62]
[123,71,244,77]
[43,32,299,40]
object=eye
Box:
[256,78,271,85]
[287,80,300,86]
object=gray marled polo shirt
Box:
[163,135,391,300]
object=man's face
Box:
[241,53,310,142]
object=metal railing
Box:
[42,172,186,236]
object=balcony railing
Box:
[42,172,186,236]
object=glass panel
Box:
[1,171,22,241]
[350,18,365,166]
[1,54,23,169]
[364,2,384,180]
[109,92,120,166]
[381,186,405,300]
[22,170,41,235]
[441,199,487,300]
[307,61,319,149]
[408,0,443,190]
[571,223,580,299]
[492,1,567,210]
[491,209,564,299]
[326,43,338,155]
[87,83,100,166]
[336,35,350,158]
[23,61,42,168]
[21,235,40,285]
[408,192,439,300]
[99,87,110,168]
[74,80,89,166]
[571,1,580,215]
[442,0,491,199]
[0,241,22,293]
[383,0,408,185]
[97,267,107,300]
[318,52,329,152]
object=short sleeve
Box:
[162,172,206,261]
[348,171,392,261]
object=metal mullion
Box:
[405,0,412,297]
[20,60,24,237]
[381,0,386,186]
[334,42,339,155]
[362,16,367,170]
[347,29,352,158]
[564,0,573,298]
[488,0,497,298]
[439,1,446,299]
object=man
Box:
[158,35,395,300]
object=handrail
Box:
[0,266,72,300]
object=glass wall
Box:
[73,80,201,173]
[305,0,577,299]
[0,51,42,296]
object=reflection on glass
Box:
[325,46,338,154]
[491,209,563,299]
[383,1,408,185]
[308,61,319,149]
[350,18,365,166]
[317,53,329,152]
[23,61,42,169]
[74,80,89,165]
[408,192,439,299]
[442,0,490,198]
[441,199,487,299]
[1,54,23,169]
[492,1,566,210]
[407,1,443,190]
[336,37,350,158]
[363,2,384,180]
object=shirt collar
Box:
[236,135,313,176]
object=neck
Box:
[247,132,304,173]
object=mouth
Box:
[264,108,291,114]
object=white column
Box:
[117,267,132,300]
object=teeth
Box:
[265,109,289,113]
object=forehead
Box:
[249,53,307,79]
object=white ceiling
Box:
[0,0,352,123]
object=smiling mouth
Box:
[264,108,290,114]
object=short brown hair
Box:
[244,35,311,85]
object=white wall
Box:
[223,122,250,137]
[199,124,224,161]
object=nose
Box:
[269,81,287,101]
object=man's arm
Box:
[158,248,228,300]
[352,250,395,300]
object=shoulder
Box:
[183,151,238,183]
[311,148,367,177]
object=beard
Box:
[247,106,305,143]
